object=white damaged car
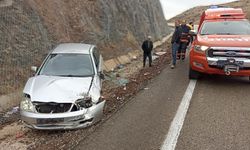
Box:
[20,43,105,130]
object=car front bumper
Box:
[20,101,105,130]
[190,55,250,76]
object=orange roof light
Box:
[204,8,246,20]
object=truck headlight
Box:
[20,94,36,112]
[194,45,209,52]
[76,96,93,108]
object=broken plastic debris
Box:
[3,106,19,117]
[144,87,149,90]
[144,72,150,76]
[3,114,9,118]
[117,78,129,86]
[16,132,25,139]
[131,79,137,82]
[116,97,122,100]
[117,64,125,69]
[155,52,166,56]
[12,106,19,113]
[105,72,117,81]
[132,56,137,60]
[152,55,159,60]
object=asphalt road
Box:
[75,59,250,150]
[176,75,250,150]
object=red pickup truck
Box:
[189,6,250,79]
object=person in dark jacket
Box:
[178,20,191,60]
[141,36,153,67]
[171,20,182,69]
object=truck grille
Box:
[208,48,250,59]
[33,102,72,113]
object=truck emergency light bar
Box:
[204,8,246,20]
[209,5,229,9]
[205,13,245,19]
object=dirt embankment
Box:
[0,0,170,99]
[27,0,170,59]
[169,0,250,23]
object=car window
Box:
[93,48,100,67]
[39,54,94,77]
[200,20,250,35]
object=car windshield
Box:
[200,20,250,35]
[39,53,94,77]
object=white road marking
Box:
[161,79,197,150]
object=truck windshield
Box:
[200,20,250,35]
[39,54,94,77]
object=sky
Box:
[160,0,238,20]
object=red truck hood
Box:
[197,35,250,47]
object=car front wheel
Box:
[189,67,200,79]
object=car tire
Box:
[189,67,200,79]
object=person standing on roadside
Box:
[141,36,153,67]
[178,20,191,60]
[171,20,182,69]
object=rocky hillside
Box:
[0,0,169,95]
[28,0,170,58]
[169,0,250,23]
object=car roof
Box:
[52,43,94,54]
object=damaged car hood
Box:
[23,75,94,103]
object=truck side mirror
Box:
[99,72,105,80]
[189,30,197,36]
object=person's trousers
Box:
[172,42,180,65]
[143,52,152,67]
[178,42,188,59]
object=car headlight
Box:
[20,94,36,112]
[76,96,93,108]
[194,45,209,52]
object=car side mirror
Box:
[31,66,38,72]
[99,72,105,80]
[189,30,197,36]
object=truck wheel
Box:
[189,67,200,79]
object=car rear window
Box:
[200,20,250,35]
[39,54,94,77]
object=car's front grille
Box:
[208,48,250,59]
[208,65,250,70]
[33,102,72,113]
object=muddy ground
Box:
[0,40,172,150]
